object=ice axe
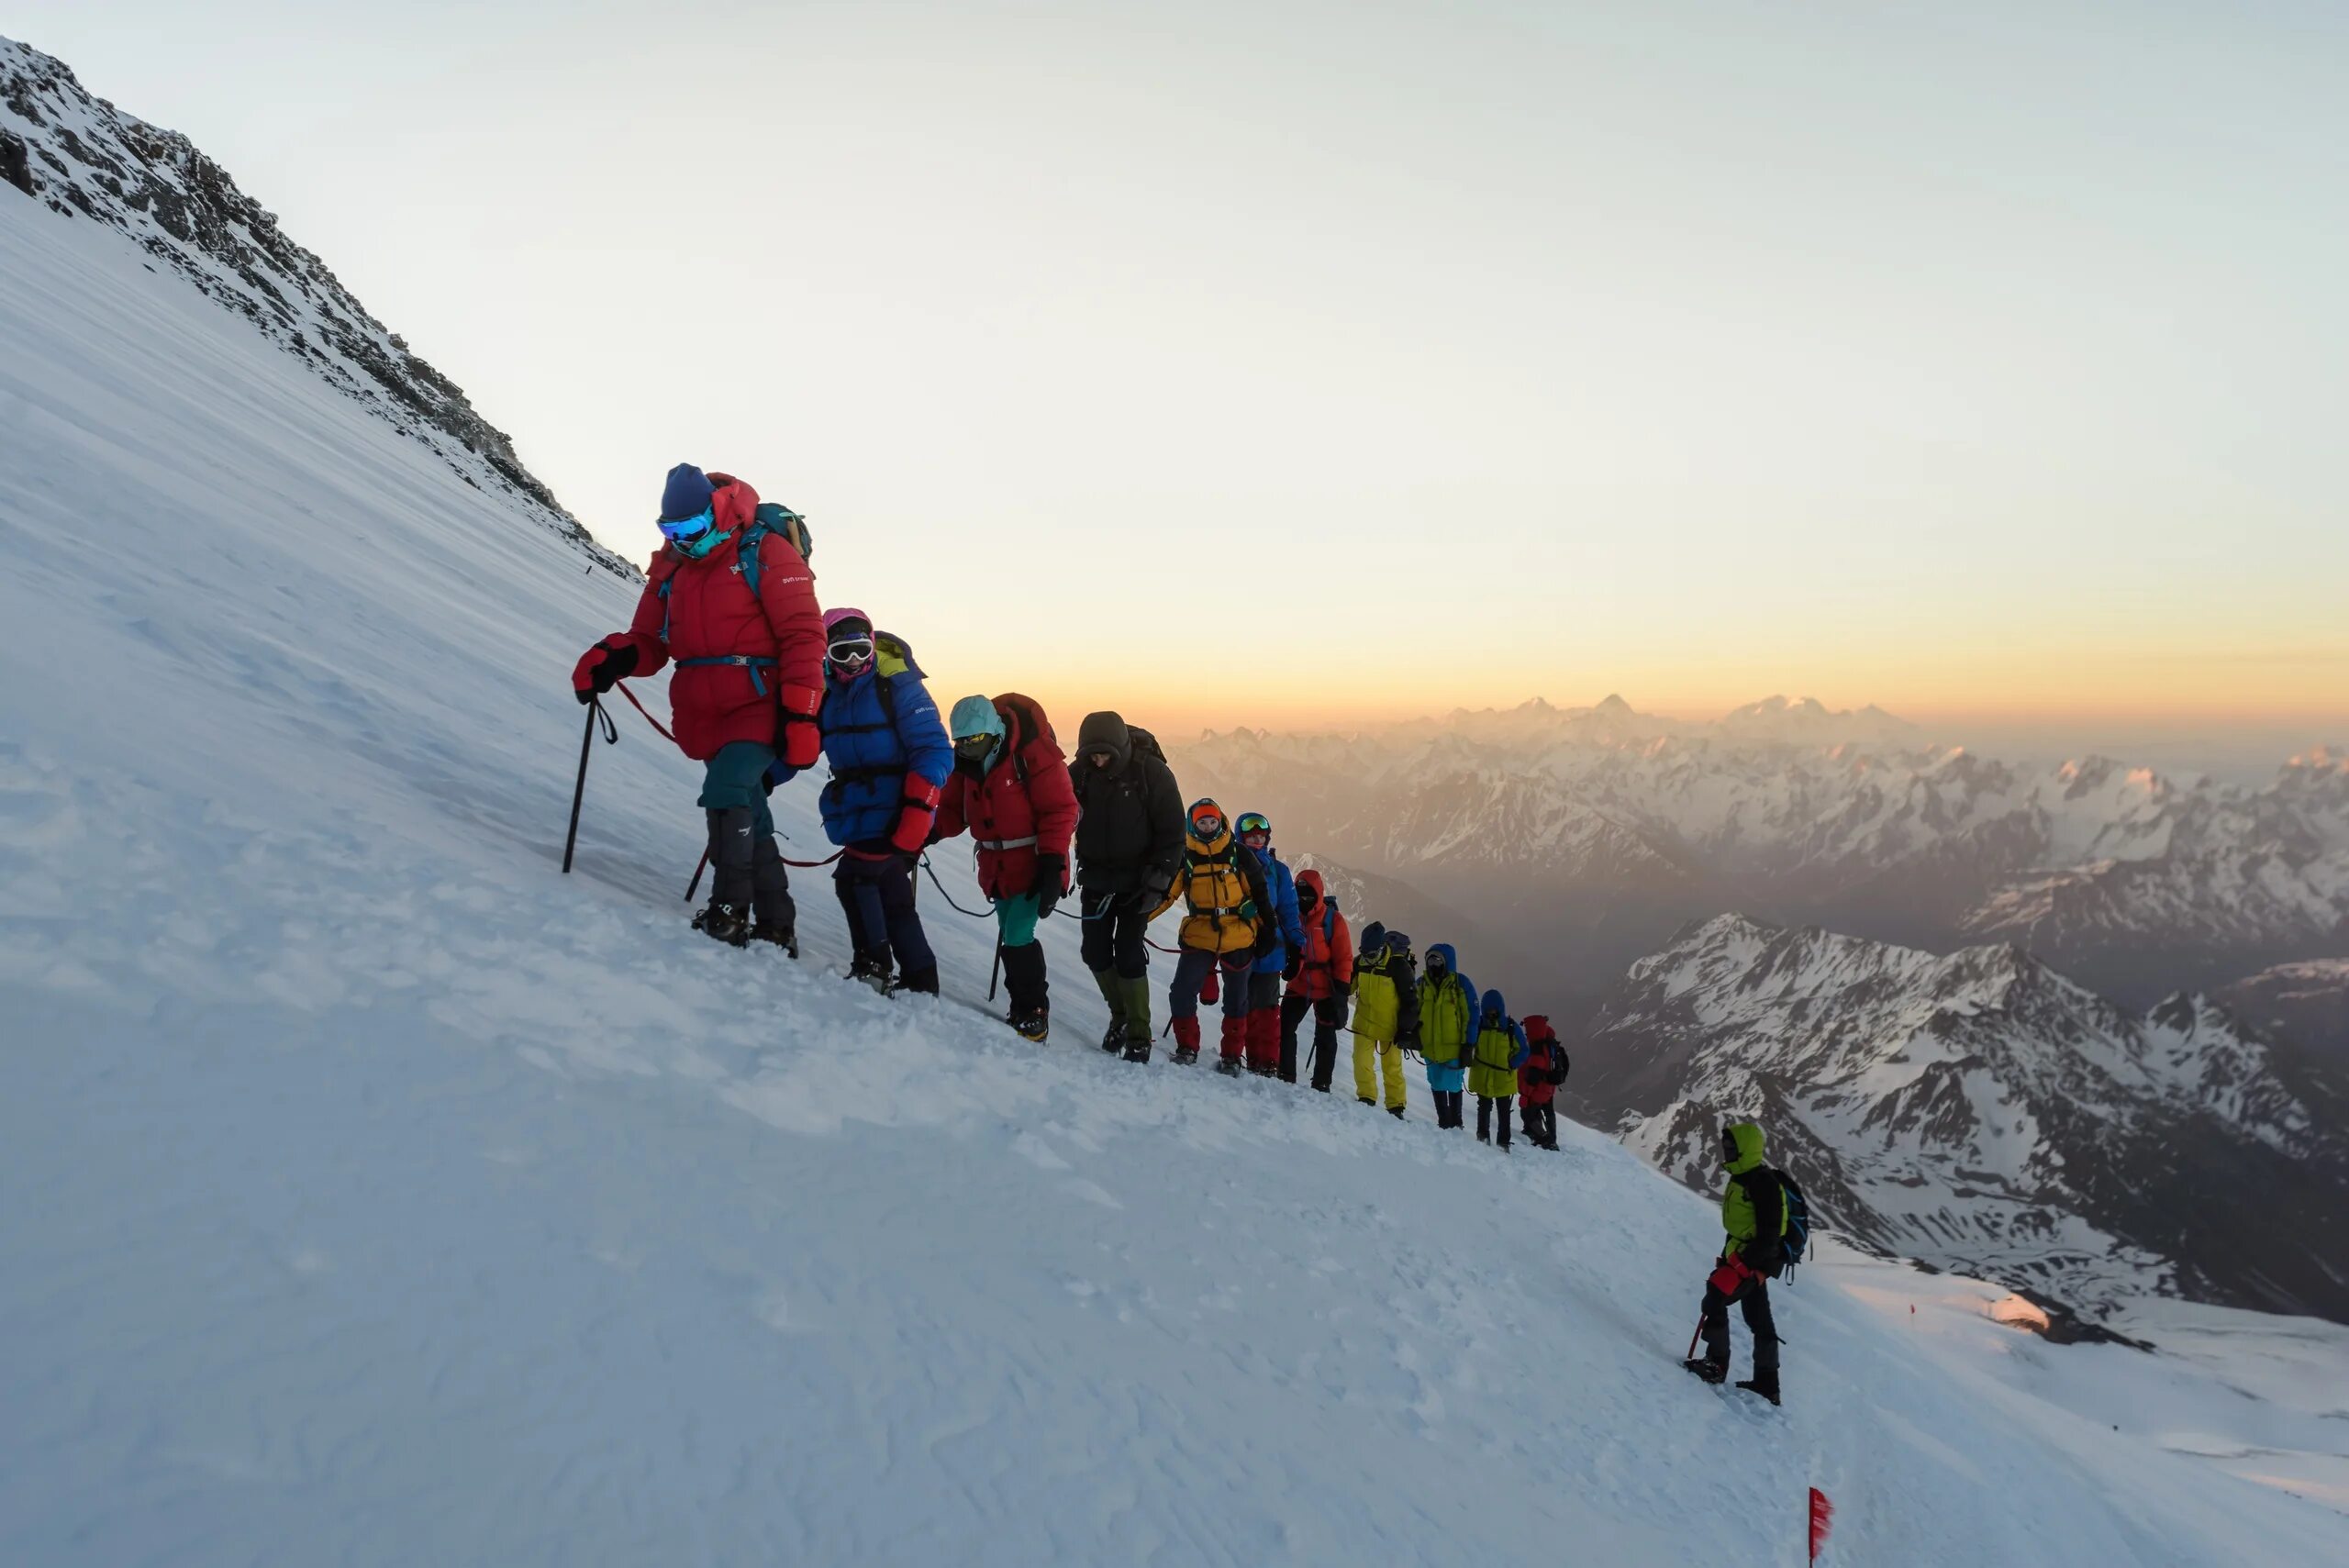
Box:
[988,937,1004,1002]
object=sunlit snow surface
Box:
[3,181,2344,1566]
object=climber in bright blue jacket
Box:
[1230,812,1310,1073]
[812,608,953,993]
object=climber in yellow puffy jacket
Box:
[1347,922,1419,1118]
[1153,798,1275,1072]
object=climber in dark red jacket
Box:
[573,463,825,948]
[930,694,1079,1040]
[1518,1015,1567,1151]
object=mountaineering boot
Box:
[1389,1106,1406,1120]
[1119,974,1154,1057]
[750,836,797,956]
[1246,1008,1281,1074]
[1003,944,1051,1041]
[1171,1016,1202,1065]
[848,946,895,993]
[896,967,941,996]
[1684,1358,1728,1385]
[698,806,760,947]
[1218,1013,1248,1072]
[1359,1095,1377,1107]
[1735,1373,1781,1407]
[1092,968,1128,1051]
[1216,1054,1244,1077]
[693,902,751,947]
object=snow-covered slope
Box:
[0,35,628,578]
[1574,916,2349,1322]
[6,61,2349,1567]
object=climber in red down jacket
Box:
[1518,1015,1568,1151]
[573,463,825,948]
[930,694,1080,1041]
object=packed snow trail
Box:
[4,180,2344,1567]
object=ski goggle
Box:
[1189,809,1224,838]
[952,733,996,761]
[1236,813,1271,839]
[826,636,875,665]
[657,506,715,545]
[1426,952,1447,971]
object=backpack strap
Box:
[736,514,771,600]
[739,503,812,605]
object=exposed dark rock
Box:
[0,34,634,581]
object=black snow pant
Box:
[1282,992,1348,1089]
[1079,889,1151,980]
[1701,1273,1780,1378]
[1476,1095,1513,1147]
[1520,1100,1556,1147]
[834,846,938,991]
[1433,1089,1464,1129]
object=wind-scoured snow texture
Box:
[6,89,2349,1568]
[1174,703,2349,1008]
[0,34,629,578]
[1575,916,2349,1323]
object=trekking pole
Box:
[685,847,709,903]
[561,697,617,873]
[988,938,1004,1002]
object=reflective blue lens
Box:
[657,506,715,543]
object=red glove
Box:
[779,686,823,768]
[890,773,943,853]
[1708,1255,1751,1296]
[891,806,934,853]
[572,639,636,703]
[782,717,822,769]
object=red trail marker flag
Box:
[1808,1486,1834,1562]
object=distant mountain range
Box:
[1569,914,2349,1322]
[1172,698,2349,1009]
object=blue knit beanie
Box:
[660,462,715,522]
[949,695,1008,747]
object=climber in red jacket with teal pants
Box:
[573,463,825,949]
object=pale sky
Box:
[14,1,2347,740]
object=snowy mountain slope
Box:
[1571,916,2349,1323]
[0,35,628,578]
[6,76,2349,1568]
[1174,709,2349,1006]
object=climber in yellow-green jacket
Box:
[1347,922,1419,1118]
[1686,1121,1788,1405]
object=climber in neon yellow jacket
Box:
[1348,923,1419,1118]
